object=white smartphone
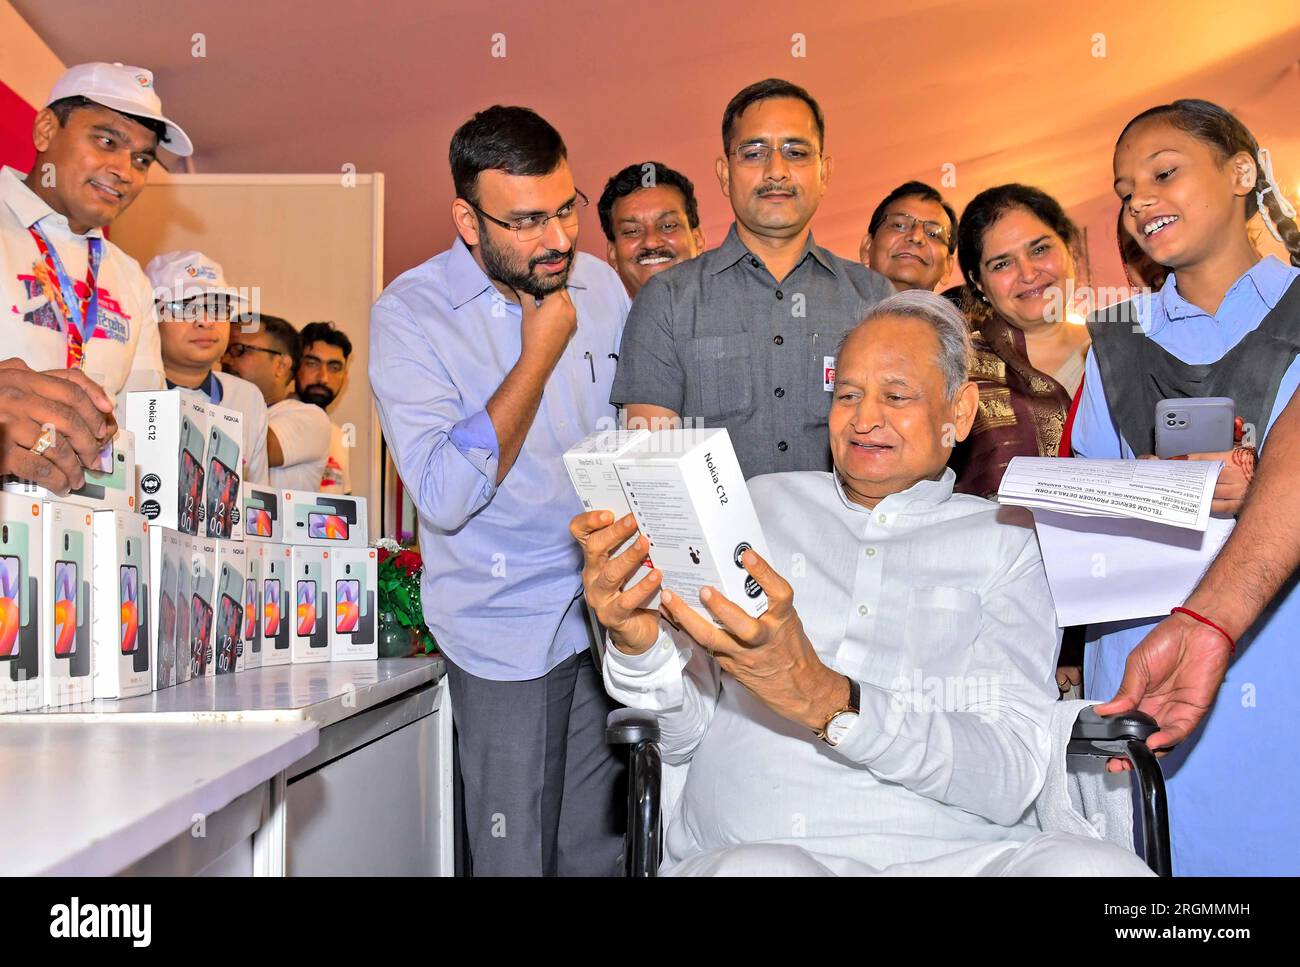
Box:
[1154,397,1234,457]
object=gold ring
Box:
[30,428,55,457]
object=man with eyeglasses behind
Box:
[859,181,959,293]
[223,313,331,491]
[295,321,353,493]
[610,78,893,478]
[369,105,630,876]
[146,251,269,485]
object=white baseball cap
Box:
[46,62,193,157]
[146,251,246,304]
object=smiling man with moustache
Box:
[0,63,192,486]
[610,79,893,477]
[860,181,958,292]
[598,161,705,298]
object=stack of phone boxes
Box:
[2,428,146,708]
[0,385,380,712]
[244,488,374,664]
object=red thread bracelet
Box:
[1171,607,1236,656]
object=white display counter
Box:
[0,657,452,876]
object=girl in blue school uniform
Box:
[1072,99,1300,875]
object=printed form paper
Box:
[997,457,1232,625]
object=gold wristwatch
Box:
[816,676,861,747]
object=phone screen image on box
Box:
[55,561,77,657]
[119,565,139,655]
[191,595,213,672]
[296,580,316,635]
[244,579,257,641]
[264,579,281,637]
[248,508,273,538]
[335,579,359,633]
[179,448,204,532]
[215,593,243,673]
[158,588,177,656]
[207,458,240,536]
[0,555,20,659]
[307,513,348,540]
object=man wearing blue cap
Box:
[0,62,192,492]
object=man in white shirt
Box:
[0,62,191,486]
[145,250,269,485]
[223,314,331,491]
[574,289,1151,876]
[294,321,352,492]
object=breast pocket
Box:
[688,335,753,422]
[805,350,836,426]
[902,585,983,680]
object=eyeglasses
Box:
[158,295,235,322]
[301,354,345,375]
[883,212,951,246]
[730,141,819,167]
[471,190,589,242]
[224,342,284,361]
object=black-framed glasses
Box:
[730,141,819,167]
[224,343,284,361]
[471,189,589,242]
[883,212,951,246]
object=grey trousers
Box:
[444,648,625,876]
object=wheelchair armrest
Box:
[607,707,661,746]
[1067,706,1157,754]
[1066,706,1171,877]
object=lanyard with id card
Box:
[27,221,102,370]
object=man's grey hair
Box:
[838,289,971,398]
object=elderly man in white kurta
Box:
[573,290,1151,876]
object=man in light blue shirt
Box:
[370,106,629,876]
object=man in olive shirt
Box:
[610,78,893,477]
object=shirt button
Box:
[865,547,876,557]
[773,335,784,345]
[750,257,761,268]
[775,290,784,300]
[858,604,869,616]
[777,441,788,452]
[774,387,784,398]
[877,513,888,524]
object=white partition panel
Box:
[111,172,384,539]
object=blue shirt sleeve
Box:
[1070,347,1128,459]
[369,295,500,531]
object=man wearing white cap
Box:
[0,62,192,489]
[146,250,269,485]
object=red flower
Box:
[377,547,391,566]
[394,549,422,575]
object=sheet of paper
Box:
[998,457,1222,531]
[1031,509,1235,626]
